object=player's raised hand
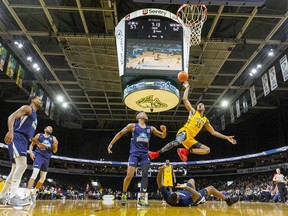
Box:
[107,144,113,154]
[183,81,190,89]
[160,125,166,132]
[227,136,237,144]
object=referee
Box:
[273,168,287,203]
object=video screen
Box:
[125,16,183,75]
[126,39,182,72]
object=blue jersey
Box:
[35,133,53,159]
[160,186,193,206]
[14,107,37,140]
[130,123,151,154]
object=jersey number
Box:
[195,122,201,128]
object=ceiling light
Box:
[17,43,23,48]
[256,64,262,69]
[221,100,229,107]
[14,41,19,45]
[33,63,38,68]
[268,49,274,56]
[57,95,64,102]
[249,72,253,76]
[27,56,32,62]
[251,68,257,74]
[36,67,40,71]
[62,102,68,108]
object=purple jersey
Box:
[35,133,53,159]
[14,108,37,140]
[130,123,151,154]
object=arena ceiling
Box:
[0,0,287,132]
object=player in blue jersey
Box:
[0,95,43,206]
[157,166,239,207]
[107,111,166,206]
[27,126,58,201]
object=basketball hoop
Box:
[177,4,208,46]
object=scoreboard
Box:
[126,17,183,41]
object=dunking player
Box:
[157,166,239,207]
[107,111,166,206]
[149,81,237,161]
[27,126,58,201]
[0,95,43,206]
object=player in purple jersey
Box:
[107,111,166,206]
[157,166,239,207]
[0,95,43,206]
[27,126,58,201]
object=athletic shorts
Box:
[128,152,150,167]
[176,132,202,149]
[8,132,29,163]
[33,152,51,172]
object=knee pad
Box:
[31,168,40,180]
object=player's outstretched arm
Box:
[52,136,59,153]
[107,123,134,154]
[182,82,195,114]
[205,122,237,144]
[151,125,166,139]
[29,133,40,161]
[4,105,32,144]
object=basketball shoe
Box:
[148,151,159,160]
[177,148,189,162]
[138,197,149,207]
[225,196,239,206]
[9,195,31,206]
[121,193,127,206]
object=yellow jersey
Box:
[0,180,5,192]
[163,165,173,187]
[177,111,208,148]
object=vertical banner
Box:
[30,81,38,96]
[279,54,288,82]
[236,100,240,118]
[45,97,51,116]
[30,81,44,100]
[16,65,25,88]
[0,42,8,71]
[6,55,17,79]
[38,88,44,100]
[220,115,225,131]
[269,66,278,91]
[262,73,270,96]
[250,85,257,107]
[49,102,55,120]
[230,106,234,123]
[243,96,248,113]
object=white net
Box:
[177,4,208,46]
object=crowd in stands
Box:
[1,171,287,203]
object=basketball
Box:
[177,71,188,82]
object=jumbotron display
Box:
[115,8,190,112]
[125,16,183,75]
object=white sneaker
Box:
[8,196,31,206]
[0,195,9,205]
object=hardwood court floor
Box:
[0,200,287,216]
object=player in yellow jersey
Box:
[0,175,5,192]
[163,160,176,192]
[149,81,237,162]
